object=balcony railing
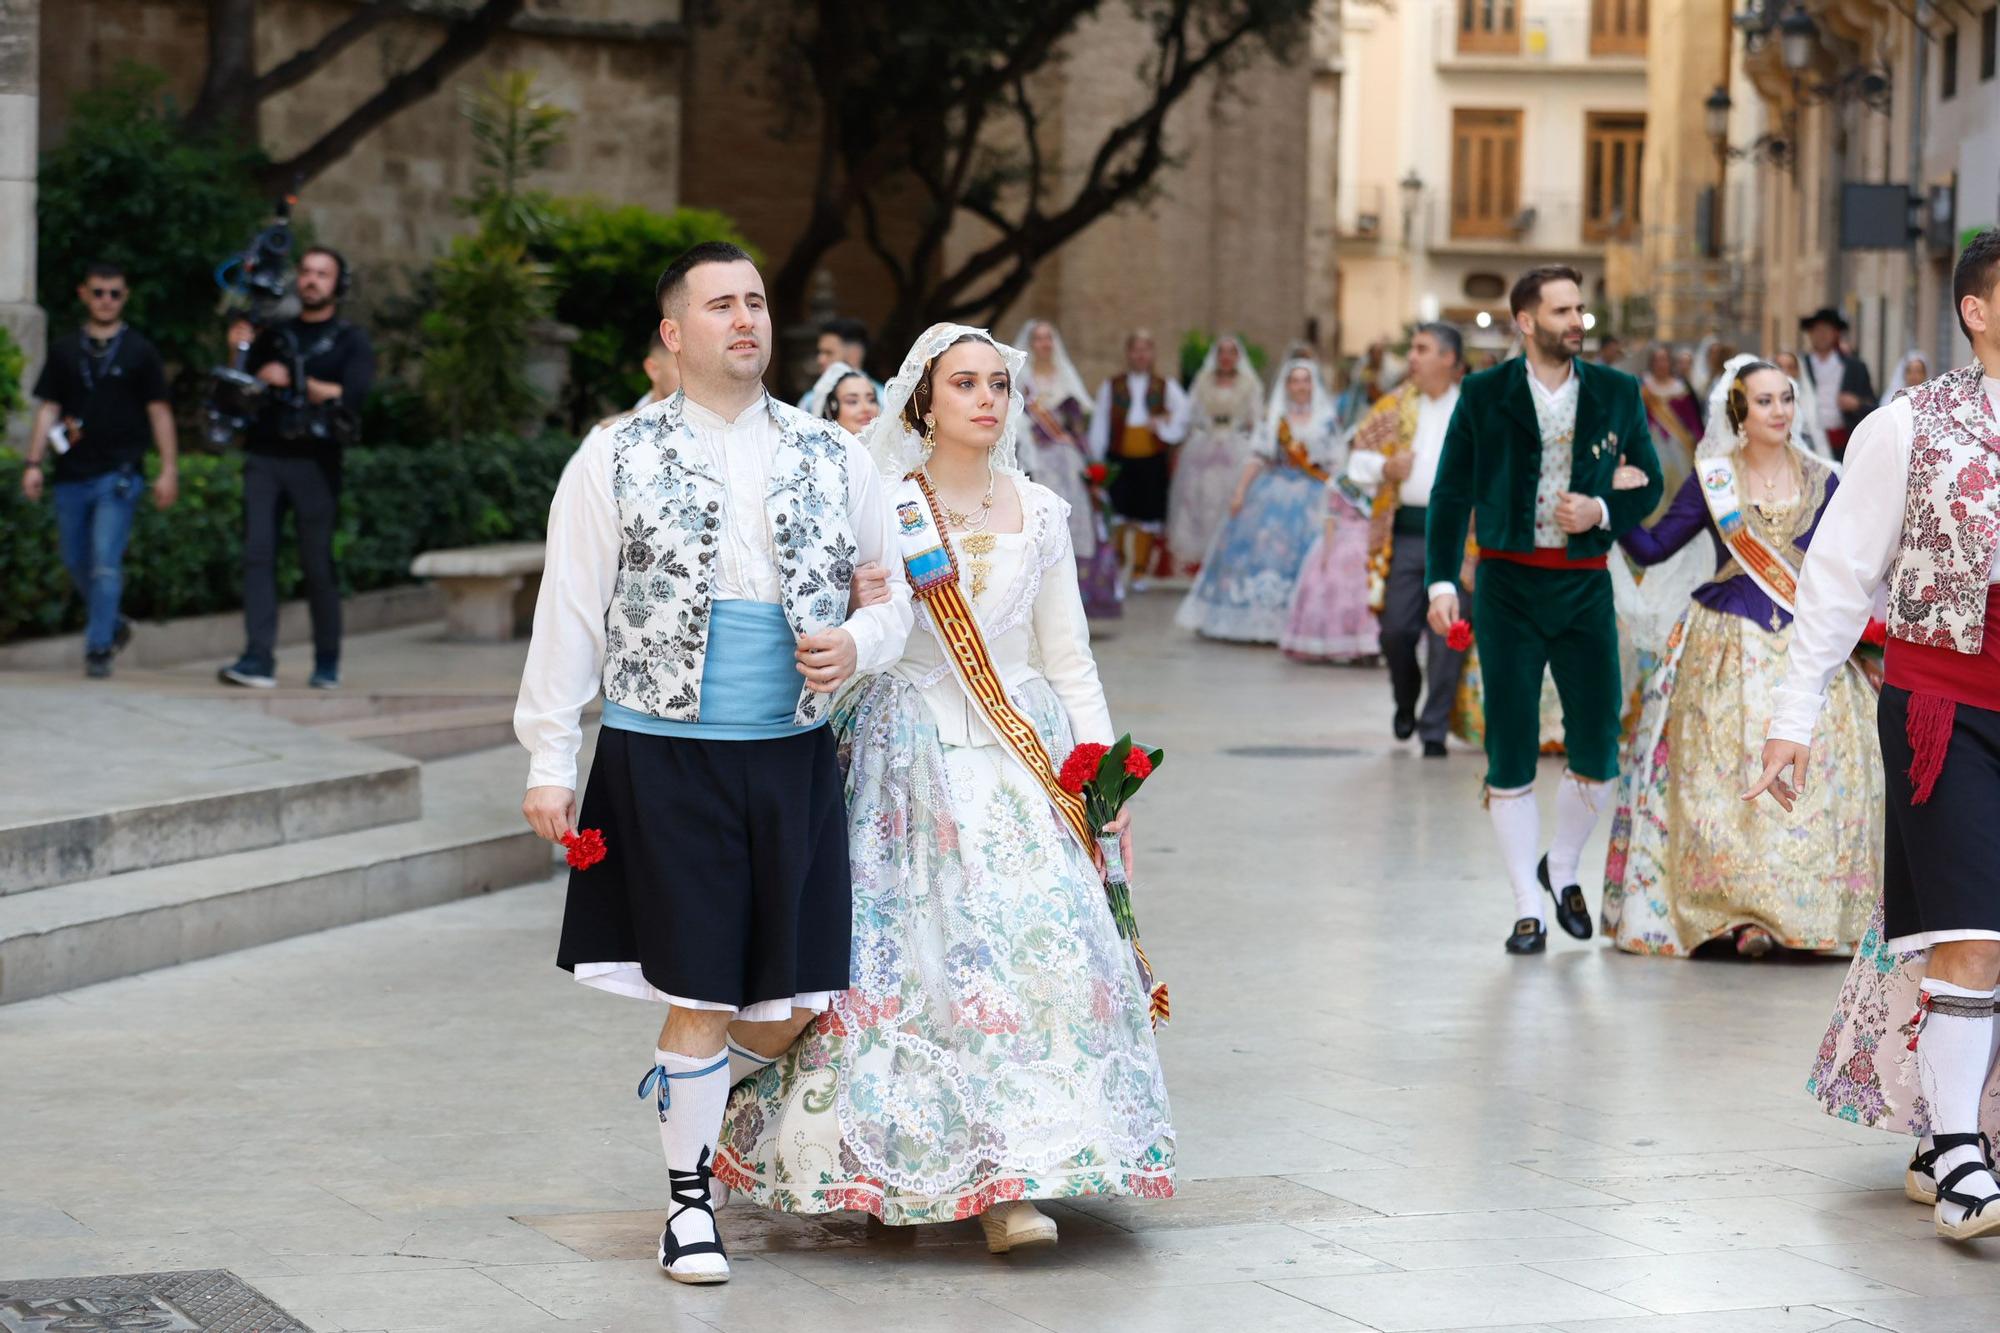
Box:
[1441,3,1647,65]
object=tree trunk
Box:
[188,0,259,139]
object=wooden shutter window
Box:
[1459,0,1522,54]
[1590,0,1647,55]
[1584,112,1646,241]
[1451,108,1524,240]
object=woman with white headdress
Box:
[1601,356,1879,958]
[1015,318,1119,615]
[804,360,883,438]
[713,323,1174,1251]
[1165,334,1264,577]
[1892,348,1932,400]
[1174,357,1337,642]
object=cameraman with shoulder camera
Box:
[20,261,178,680]
[219,246,374,691]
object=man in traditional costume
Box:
[1426,265,1662,955]
[1798,306,1877,457]
[1753,229,2000,1242]
[1348,322,1466,756]
[1089,329,1190,590]
[515,242,913,1282]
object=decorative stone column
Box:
[0,0,44,439]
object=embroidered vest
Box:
[601,394,858,724]
[1108,375,1168,453]
[1888,365,2000,653]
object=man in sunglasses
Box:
[20,261,178,679]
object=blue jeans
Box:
[54,466,142,655]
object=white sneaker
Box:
[979,1199,1058,1253]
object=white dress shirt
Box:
[515,393,913,791]
[1087,372,1193,459]
[1808,350,1845,428]
[1769,377,2000,746]
[1346,384,1459,508]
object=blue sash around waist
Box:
[601,600,820,741]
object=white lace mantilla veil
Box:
[1610,353,1822,655]
[804,360,859,420]
[1262,356,1334,449]
[860,323,1029,480]
[1190,333,1266,404]
[1010,318,1092,411]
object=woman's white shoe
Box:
[979,1200,1059,1253]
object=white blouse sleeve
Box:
[1768,400,1910,745]
[1030,494,1115,746]
[839,436,915,674]
[1087,380,1114,460]
[1155,377,1193,446]
[515,427,620,791]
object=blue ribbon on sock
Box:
[636,1055,730,1122]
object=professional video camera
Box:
[204,193,355,450]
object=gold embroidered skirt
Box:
[1603,602,1881,956]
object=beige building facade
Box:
[1336,0,1649,359]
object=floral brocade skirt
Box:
[1602,603,1880,957]
[1173,466,1321,643]
[1280,507,1380,663]
[1165,425,1252,577]
[711,674,1175,1225]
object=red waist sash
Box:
[1884,585,2000,803]
[1479,546,1609,572]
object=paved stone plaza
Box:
[4,593,1995,1332]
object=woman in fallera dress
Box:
[1165,334,1263,577]
[1603,357,1879,958]
[1174,358,1337,643]
[1280,425,1379,664]
[1016,318,1120,616]
[713,323,1174,1252]
[1639,343,1699,514]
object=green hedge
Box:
[0,432,577,643]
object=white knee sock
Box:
[1546,772,1610,891]
[1488,785,1543,923]
[726,1037,777,1089]
[649,1047,732,1258]
[1914,979,2000,1222]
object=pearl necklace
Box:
[924,459,996,533]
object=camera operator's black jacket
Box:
[244,315,376,458]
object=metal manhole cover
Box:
[1220,745,1362,758]
[0,1270,311,1333]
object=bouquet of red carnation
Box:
[1852,618,1888,693]
[1058,734,1170,1025]
[1446,618,1474,653]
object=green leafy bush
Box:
[538,200,757,429]
[419,233,553,440]
[1177,329,1270,386]
[0,325,24,428]
[36,65,266,386]
[0,432,577,643]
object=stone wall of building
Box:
[2,0,44,422]
[40,0,684,296]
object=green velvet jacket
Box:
[1424,356,1663,590]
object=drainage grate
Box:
[0,1270,311,1333]
[1220,745,1363,759]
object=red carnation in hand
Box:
[562,827,607,870]
[1446,619,1474,653]
[1060,742,1111,794]
[1124,749,1153,779]
[1085,463,1109,485]
[1861,619,1887,647]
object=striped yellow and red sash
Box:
[1696,456,1800,613]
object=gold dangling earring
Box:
[922,415,937,462]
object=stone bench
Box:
[410,542,546,641]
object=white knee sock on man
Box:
[1915,979,2000,1222]
[726,1037,777,1089]
[1487,785,1542,923]
[652,1047,732,1263]
[1546,772,1610,890]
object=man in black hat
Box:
[1799,306,1877,456]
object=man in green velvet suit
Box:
[1424,266,1663,954]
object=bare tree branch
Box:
[256,0,529,191]
[251,3,412,104]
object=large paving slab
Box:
[0,688,420,895]
[0,592,1967,1330]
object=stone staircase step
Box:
[319,703,519,760]
[0,689,420,896]
[0,746,556,1005]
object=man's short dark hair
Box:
[1414,321,1463,365]
[83,260,125,283]
[1509,265,1585,318]
[822,316,869,350]
[1954,228,2000,343]
[655,241,756,316]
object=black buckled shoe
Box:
[1505,917,1547,954]
[658,1146,730,1283]
[1538,855,1594,940]
[1393,707,1417,741]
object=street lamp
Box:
[1778,7,1816,73]
[1704,86,1732,143]
[1399,170,1423,245]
